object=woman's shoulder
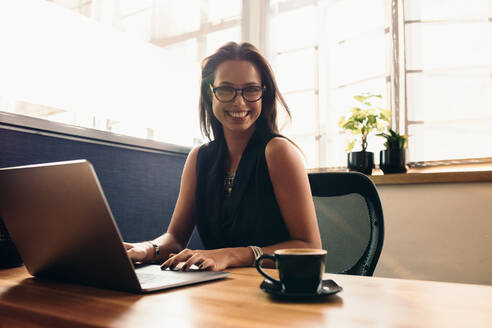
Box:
[265,136,304,167]
[265,136,299,156]
[264,137,306,185]
[184,145,202,166]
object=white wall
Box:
[373,181,492,286]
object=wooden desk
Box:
[1,266,491,327]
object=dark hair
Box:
[199,42,291,141]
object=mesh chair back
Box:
[308,172,384,276]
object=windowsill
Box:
[308,163,492,185]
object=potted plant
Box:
[338,93,390,175]
[377,128,409,174]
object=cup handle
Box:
[255,254,281,287]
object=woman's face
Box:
[211,60,262,136]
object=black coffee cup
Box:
[255,248,327,293]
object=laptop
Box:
[0,159,230,293]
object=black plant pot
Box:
[347,151,374,175]
[380,149,407,174]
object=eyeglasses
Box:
[211,85,265,103]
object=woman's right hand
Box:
[124,242,149,262]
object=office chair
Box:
[308,171,384,276]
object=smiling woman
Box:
[124,42,322,271]
[210,60,263,137]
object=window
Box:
[0,0,242,147]
[267,1,320,167]
[267,0,390,168]
[1,0,490,167]
[403,0,492,162]
[50,0,92,17]
[267,0,491,168]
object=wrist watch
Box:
[149,242,159,258]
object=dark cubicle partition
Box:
[0,112,203,249]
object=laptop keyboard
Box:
[136,272,161,284]
[136,271,193,285]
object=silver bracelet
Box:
[248,246,263,266]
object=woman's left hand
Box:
[161,248,230,271]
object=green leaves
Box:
[345,139,356,152]
[377,128,409,150]
[353,93,381,103]
[339,93,390,152]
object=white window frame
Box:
[397,0,492,167]
[4,0,491,167]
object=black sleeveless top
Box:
[194,129,291,249]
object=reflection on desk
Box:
[1,266,492,327]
